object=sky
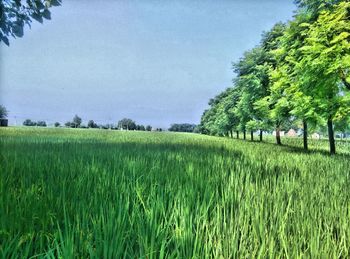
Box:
[0,0,296,128]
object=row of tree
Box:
[199,0,350,154]
[22,115,157,131]
[4,110,187,132]
[23,119,47,127]
[4,108,195,133]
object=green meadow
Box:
[1,127,350,258]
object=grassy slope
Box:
[0,127,350,258]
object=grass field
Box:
[1,127,350,258]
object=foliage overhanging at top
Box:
[0,0,61,45]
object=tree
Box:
[255,91,291,146]
[118,118,136,130]
[54,122,60,127]
[23,119,36,126]
[88,120,98,128]
[0,105,8,119]
[269,13,321,150]
[72,115,82,128]
[259,23,290,145]
[99,124,113,130]
[135,125,146,131]
[0,0,61,46]
[37,120,47,127]
[169,123,197,133]
[246,120,260,141]
[146,125,152,131]
[234,91,251,140]
[222,89,241,138]
[65,121,72,128]
[296,1,350,154]
[232,23,286,143]
[198,88,241,137]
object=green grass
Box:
[1,127,350,258]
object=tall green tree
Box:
[199,88,240,137]
[233,47,270,141]
[253,23,289,145]
[297,1,350,154]
[269,14,319,150]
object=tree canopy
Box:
[118,118,136,130]
[0,0,61,45]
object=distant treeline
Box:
[21,115,165,131]
[168,123,197,133]
[23,119,47,127]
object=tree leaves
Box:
[42,9,51,20]
[0,0,61,45]
[12,22,24,37]
[49,0,62,7]
[31,12,44,23]
[1,34,9,46]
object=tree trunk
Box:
[327,118,336,155]
[236,131,239,139]
[276,126,282,145]
[243,130,246,140]
[250,130,254,141]
[259,129,263,142]
[303,120,308,151]
[230,130,233,138]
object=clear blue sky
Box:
[0,0,295,127]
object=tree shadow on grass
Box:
[230,137,350,160]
